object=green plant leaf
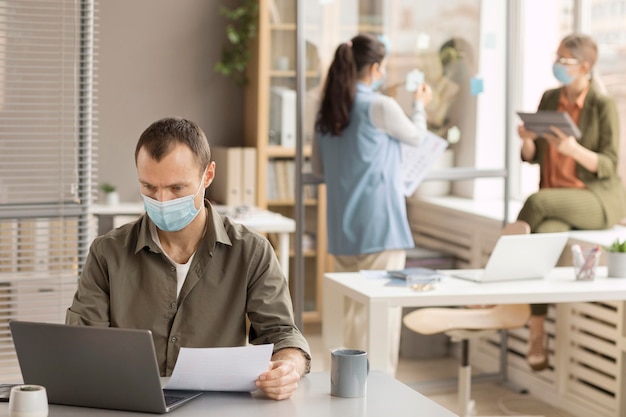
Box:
[99,182,116,193]
[226,26,240,44]
[214,0,259,87]
[605,238,626,252]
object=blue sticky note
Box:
[470,77,483,96]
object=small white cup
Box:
[8,385,48,417]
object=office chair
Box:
[402,221,543,417]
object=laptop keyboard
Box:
[164,394,187,406]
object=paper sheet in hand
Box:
[405,69,425,92]
[164,344,273,392]
[401,131,449,197]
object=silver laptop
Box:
[9,321,203,414]
[451,232,569,282]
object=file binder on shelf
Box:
[208,146,257,206]
[242,148,257,206]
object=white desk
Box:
[568,225,626,247]
[91,203,296,280]
[0,372,458,417]
[322,267,626,373]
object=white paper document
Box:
[164,344,274,392]
[401,131,449,197]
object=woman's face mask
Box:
[552,61,575,86]
[370,60,387,91]
[370,73,386,91]
[553,52,582,86]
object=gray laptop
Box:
[9,321,203,414]
[451,232,569,282]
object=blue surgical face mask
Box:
[141,168,207,232]
[371,73,386,91]
[370,62,387,91]
[552,62,574,86]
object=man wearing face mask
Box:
[515,34,626,372]
[66,117,311,400]
[311,33,432,375]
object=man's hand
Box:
[255,358,300,400]
[255,348,308,400]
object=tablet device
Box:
[517,111,581,139]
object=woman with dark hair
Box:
[312,33,432,374]
[517,33,626,371]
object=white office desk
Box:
[568,225,626,247]
[323,267,626,373]
[0,372,458,417]
[91,203,295,280]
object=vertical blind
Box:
[0,0,97,381]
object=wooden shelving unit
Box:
[244,0,330,324]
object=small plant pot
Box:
[105,191,119,206]
[606,252,626,278]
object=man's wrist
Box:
[272,347,310,376]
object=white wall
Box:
[96,0,244,202]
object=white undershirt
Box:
[149,222,195,297]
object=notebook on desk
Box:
[450,232,569,283]
[9,320,202,414]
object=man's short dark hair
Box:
[135,117,211,172]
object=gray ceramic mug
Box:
[330,348,369,398]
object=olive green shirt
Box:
[67,201,311,376]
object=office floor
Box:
[305,326,575,417]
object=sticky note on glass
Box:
[470,77,483,96]
[406,69,425,92]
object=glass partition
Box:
[588,1,626,185]
[301,0,506,201]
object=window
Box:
[588,0,626,186]
[511,0,575,201]
[0,0,97,381]
[513,0,626,199]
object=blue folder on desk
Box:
[387,267,442,280]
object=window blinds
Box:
[0,0,97,381]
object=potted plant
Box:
[100,182,119,206]
[214,0,259,87]
[604,238,626,278]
